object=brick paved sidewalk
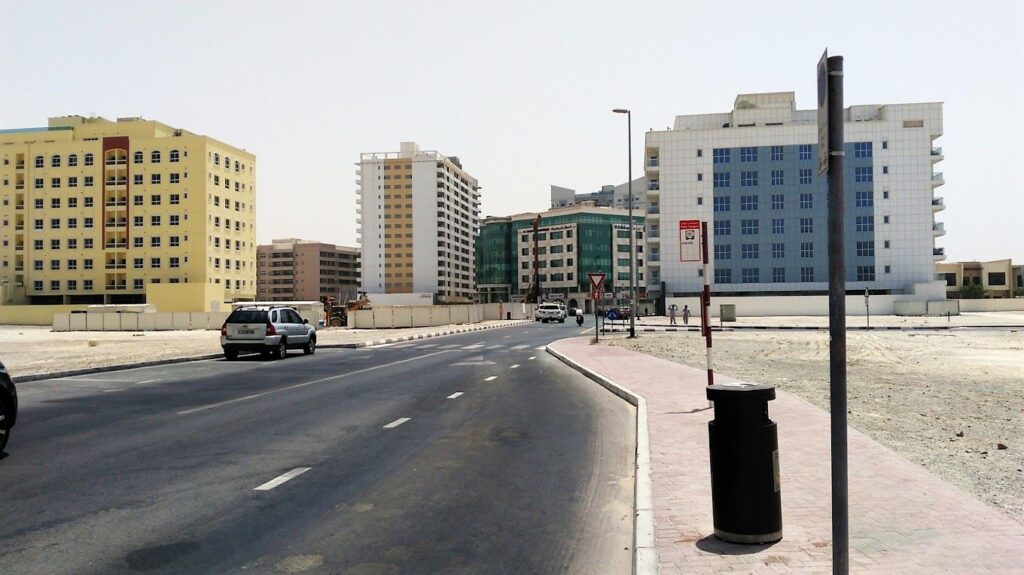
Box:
[549,337,1024,574]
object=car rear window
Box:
[540,304,559,310]
[227,310,268,324]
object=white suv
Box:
[220,306,317,360]
[535,303,567,323]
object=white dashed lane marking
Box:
[510,364,520,369]
[254,467,312,491]
[528,356,536,360]
[439,344,461,349]
[462,344,484,350]
[511,344,529,350]
[447,392,464,399]
[486,345,504,350]
[383,417,411,429]
[484,376,497,382]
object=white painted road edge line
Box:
[447,392,463,399]
[484,376,497,382]
[510,364,520,369]
[545,341,657,575]
[383,417,411,429]
[254,467,312,491]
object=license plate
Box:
[239,329,255,335]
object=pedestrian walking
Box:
[683,305,691,326]
[669,305,677,325]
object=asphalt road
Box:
[0,320,635,575]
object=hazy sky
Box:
[2,0,1021,262]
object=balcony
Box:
[105,158,127,166]
[930,147,943,162]
[932,197,945,212]
[648,230,660,238]
[105,263,127,270]
[15,162,24,170]
[104,242,128,249]
[105,220,127,229]
[648,182,660,191]
[14,244,24,251]
[648,253,661,262]
[14,224,24,231]
[647,206,660,215]
[105,179,127,187]
[14,265,23,271]
[933,222,946,237]
[15,183,24,190]
[14,203,24,210]
[646,158,660,168]
[933,247,946,261]
[931,172,944,187]
[105,284,128,291]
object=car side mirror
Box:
[303,318,308,324]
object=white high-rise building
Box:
[644,92,945,298]
[357,142,480,303]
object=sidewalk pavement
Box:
[548,336,1024,574]
[620,311,1024,329]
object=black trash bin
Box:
[506,312,512,320]
[706,382,782,544]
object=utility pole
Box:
[613,108,638,338]
[820,50,849,575]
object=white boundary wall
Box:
[959,298,1024,312]
[53,311,231,332]
[350,304,536,329]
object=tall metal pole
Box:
[701,221,713,386]
[627,111,637,339]
[826,54,849,575]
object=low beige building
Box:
[936,259,1020,298]
[256,238,360,303]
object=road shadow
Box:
[696,534,778,555]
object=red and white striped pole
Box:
[701,221,714,386]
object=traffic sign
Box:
[817,48,829,175]
[587,272,606,291]
[679,220,702,262]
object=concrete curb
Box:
[599,324,1023,333]
[12,320,535,384]
[546,341,657,575]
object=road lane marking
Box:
[510,364,520,369]
[462,344,484,349]
[135,378,161,385]
[486,345,504,350]
[484,376,497,382]
[417,343,438,348]
[103,388,124,393]
[383,417,411,429]
[528,356,536,360]
[254,467,312,491]
[511,344,529,350]
[177,350,451,415]
[439,344,461,349]
[535,346,546,350]
[503,335,511,338]
[447,392,464,399]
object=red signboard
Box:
[679,220,702,262]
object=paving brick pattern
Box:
[550,337,1024,574]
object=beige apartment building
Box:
[357,142,480,303]
[256,238,360,302]
[0,115,256,318]
[936,259,1022,298]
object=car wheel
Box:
[273,338,288,359]
[303,336,316,355]
[0,400,11,454]
[559,318,565,323]
[224,349,239,361]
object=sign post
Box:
[820,48,849,575]
[700,221,713,386]
[588,272,606,342]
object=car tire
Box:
[559,318,565,323]
[0,400,12,454]
[273,338,288,359]
[303,336,316,355]
[224,349,239,361]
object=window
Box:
[714,220,731,236]
[771,170,783,186]
[697,173,703,182]
[151,237,161,247]
[84,217,93,228]
[855,166,873,183]
[134,257,144,269]
[68,176,78,188]
[801,267,815,282]
[883,215,890,224]
[714,196,730,212]
[84,280,93,291]
[170,194,180,204]
[740,219,758,235]
[68,259,78,270]
[151,257,161,269]
[740,195,758,210]
[741,244,759,259]
[34,155,44,168]
[771,194,784,210]
[134,237,143,248]
[50,280,60,291]
[740,171,758,187]
[134,151,144,164]
[134,279,144,290]
[801,242,814,258]
[170,149,180,163]
[987,272,1006,286]
[170,173,180,184]
[134,174,144,185]
[740,147,757,162]
[68,218,77,229]
[170,257,180,268]
[742,268,759,283]
[151,194,161,205]
[799,144,812,160]
[713,172,730,188]
[773,267,786,282]
[151,174,161,185]
[50,218,60,229]
[84,238,93,249]
[855,191,873,207]
[51,177,61,189]
[771,145,784,161]
[883,190,889,199]
[713,148,730,164]
[33,260,43,271]
[882,141,889,149]
[697,148,703,157]
[84,176,93,187]
[68,239,77,249]
[715,245,731,260]
[772,243,785,259]
[151,150,161,163]
[772,218,784,234]
[714,268,732,283]
[33,240,43,249]
[857,266,875,282]
[67,280,77,291]
[800,218,813,233]
[50,239,60,249]
[134,216,144,227]
[151,215,161,226]
[854,142,872,158]
[882,166,889,175]
[34,198,44,209]
[884,240,890,249]
[68,154,78,167]
[69,198,78,208]
[856,216,874,232]
[170,215,179,226]
[84,153,94,166]
[34,178,43,189]
[856,241,875,256]
[134,195,144,206]
[34,218,43,230]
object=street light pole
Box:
[613,108,637,338]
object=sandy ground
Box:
[606,327,1024,523]
[0,321,520,377]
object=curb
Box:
[546,341,657,575]
[12,320,535,384]
[599,324,1023,333]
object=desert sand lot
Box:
[0,321,517,377]
[608,327,1024,523]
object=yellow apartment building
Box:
[0,115,256,317]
